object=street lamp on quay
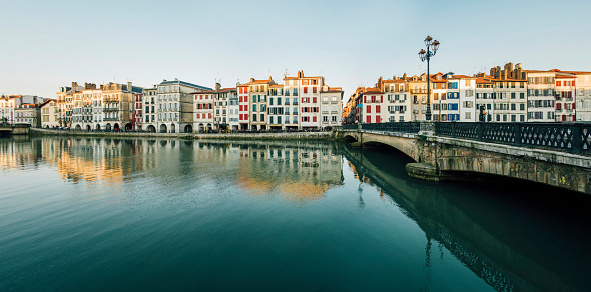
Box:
[419,36,440,121]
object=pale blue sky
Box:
[1,0,590,98]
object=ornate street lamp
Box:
[419,36,440,121]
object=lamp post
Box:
[419,36,440,121]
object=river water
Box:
[0,136,589,291]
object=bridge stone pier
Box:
[335,122,591,195]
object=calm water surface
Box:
[0,136,590,291]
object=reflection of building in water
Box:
[0,136,38,170]
[37,138,130,184]
[236,143,344,202]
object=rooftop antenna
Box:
[285,68,289,76]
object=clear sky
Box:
[1,0,590,99]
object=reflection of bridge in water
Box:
[342,145,589,292]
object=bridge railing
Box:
[361,122,421,133]
[435,122,591,154]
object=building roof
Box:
[192,90,215,94]
[214,87,236,93]
[447,74,476,79]
[362,89,384,95]
[476,78,494,84]
[283,76,323,80]
[159,79,212,91]
[249,79,274,84]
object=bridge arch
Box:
[342,131,419,162]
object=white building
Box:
[142,88,157,129]
[145,79,211,133]
[40,99,60,128]
[319,84,343,128]
[571,71,591,121]
[525,70,556,122]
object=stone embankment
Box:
[31,128,335,141]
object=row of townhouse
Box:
[343,63,591,124]
[0,95,47,127]
[50,82,143,131]
[44,71,343,132]
[147,71,342,133]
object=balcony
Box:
[293,101,299,105]
[285,101,290,105]
[410,89,428,94]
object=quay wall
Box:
[30,129,335,141]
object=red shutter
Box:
[376,105,381,113]
[313,116,317,122]
[367,105,371,113]
[313,97,317,103]
[557,103,561,110]
[572,103,576,109]
[366,116,371,123]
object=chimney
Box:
[215,82,221,91]
[250,78,254,82]
[298,70,303,78]
[403,73,407,79]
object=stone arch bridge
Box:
[335,122,591,195]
